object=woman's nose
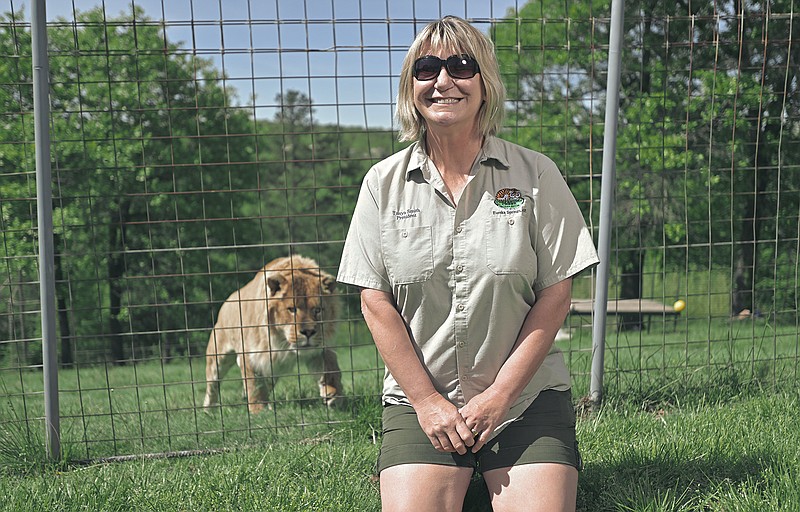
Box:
[434,66,453,88]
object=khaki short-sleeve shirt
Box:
[337,136,599,427]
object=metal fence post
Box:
[32,0,60,460]
[590,0,625,408]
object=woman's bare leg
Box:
[379,463,474,512]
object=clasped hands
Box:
[415,389,509,455]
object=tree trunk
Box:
[108,201,130,365]
[613,7,652,333]
[54,244,73,367]
[732,172,756,316]
[732,124,776,316]
[618,249,646,331]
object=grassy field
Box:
[1,317,798,510]
[0,390,797,511]
[1,333,386,460]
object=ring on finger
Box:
[470,428,480,437]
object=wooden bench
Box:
[569,298,680,332]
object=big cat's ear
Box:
[267,275,283,296]
[321,275,336,294]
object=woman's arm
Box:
[459,278,573,452]
[360,287,475,454]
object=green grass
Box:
[1,317,798,510]
[1,333,386,459]
[0,391,797,511]
[576,391,800,511]
[561,316,798,404]
[0,433,382,511]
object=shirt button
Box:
[455,226,463,233]
[456,265,464,273]
[458,341,466,348]
[508,219,515,225]
[456,304,465,312]
[401,231,408,238]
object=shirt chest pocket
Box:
[382,226,434,284]
[485,213,537,277]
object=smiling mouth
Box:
[430,98,461,104]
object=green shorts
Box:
[377,389,581,474]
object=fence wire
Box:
[0,0,798,460]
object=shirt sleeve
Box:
[336,170,392,291]
[531,157,599,291]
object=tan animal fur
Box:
[203,255,342,413]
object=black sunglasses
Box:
[413,55,481,81]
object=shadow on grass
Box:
[460,452,773,512]
[576,451,773,511]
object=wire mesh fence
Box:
[0,0,797,460]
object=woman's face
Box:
[412,47,485,136]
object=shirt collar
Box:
[405,135,510,180]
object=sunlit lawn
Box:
[1,316,798,511]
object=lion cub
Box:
[203,255,342,413]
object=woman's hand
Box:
[361,289,475,454]
[414,393,476,455]
[459,387,512,453]
[460,279,573,453]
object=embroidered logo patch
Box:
[494,188,524,209]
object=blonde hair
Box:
[396,16,506,142]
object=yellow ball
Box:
[673,299,686,313]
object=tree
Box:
[493,0,799,322]
[250,91,398,268]
[709,0,799,316]
[1,5,394,366]
[0,7,260,364]
[0,9,42,363]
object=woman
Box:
[337,15,599,512]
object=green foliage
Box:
[3,1,794,363]
[493,0,799,316]
[0,8,397,365]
